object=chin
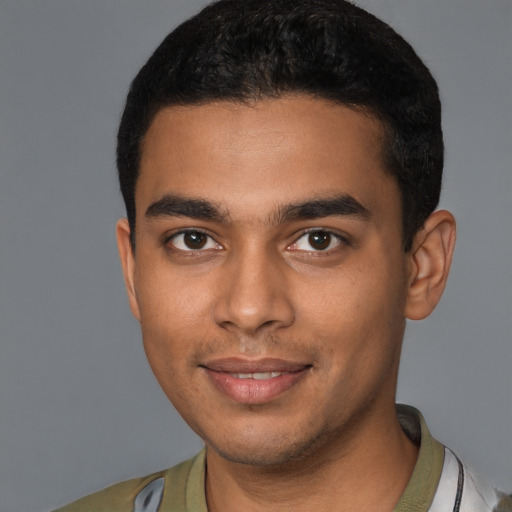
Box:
[205,422,335,468]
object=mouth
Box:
[200,358,312,404]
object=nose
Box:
[213,245,295,335]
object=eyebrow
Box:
[145,193,370,225]
[274,195,371,223]
[145,194,228,223]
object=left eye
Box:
[168,231,220,251]
[291,231,343,251]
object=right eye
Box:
[167,230,222,251]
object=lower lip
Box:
[204,368,309,404]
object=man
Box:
[56,0,511,510]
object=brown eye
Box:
[290,230,345,252]
[168,231,220,251]
[308,231,331,250]
[183,231,207,249]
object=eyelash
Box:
[288,228,351,253]
[164,229,222,254]
[163,228,351,256]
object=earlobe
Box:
[116,218,141,321]
[405,210,456,320]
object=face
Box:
[120,97,413,466]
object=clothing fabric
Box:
[54,405,511,512]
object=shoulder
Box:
[395,405,511,512]
[461,461,512,512]
[53,452,203,512]
[53,471,165,512]
[430,447,512,512]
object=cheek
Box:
[297,259,407,356]
[136,259,214,328]
[134,261,224,372]
[297,268,376,329]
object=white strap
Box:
[429,448,461,512]
[428,448,500,512]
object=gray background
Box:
[0,1,510,511]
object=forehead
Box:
[137,96,399,222]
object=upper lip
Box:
[201,357,311,373]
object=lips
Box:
[201,358,311,404]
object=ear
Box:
[116,218,141,321]
[405,210,456,320]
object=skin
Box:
[117,96,456,512]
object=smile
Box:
[201,358,311,404]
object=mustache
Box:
[190,332,322,362]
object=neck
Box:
[205,404,418,512]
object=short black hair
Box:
[117,0,443,251]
